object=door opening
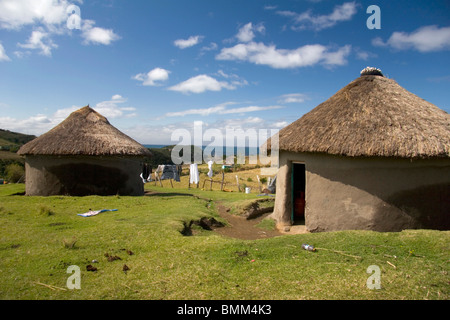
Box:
[292,163,306,225]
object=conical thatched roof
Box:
[18,106,152,157]
[275,69,450,158]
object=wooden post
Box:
[220,171,224,191]
[169,179,173,188]
[210,178,213,191]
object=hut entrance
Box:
[292,163,306,224]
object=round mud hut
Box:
[18,106,151,196]
[271,67,450,232]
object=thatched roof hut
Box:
[18,106,151,196]
[277,68,449,159]
[271,68,450,232]
[18,106,151,157]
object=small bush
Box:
[247,177,253,182]
[5,163,24,183]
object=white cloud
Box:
[0,0,71,30]
[168,74,238,94]
[278,93,308,104]
[220,117,265,130]
[93,95,136,118]
[215,69,249,87]
[174,35,203,49]
[165,105,228,117]
[264,5,277,10]
[220,105,282,114]
[354,48,377,61]
[0,95,136,137]
[371,37,386,47]
[17,29,58,56]
[120,116,289,145]
[0,1,120,57]
[0,42,11,61]
[199,42,218,55]
[236,22,265,42]
[0,104,79,136]
[133,68,170,86]
[164,102,282,117]
[277,1,358,31]
[52,105,79,120]
[81,19,120,45]
[216,41,351,69]
[372,25,450,52]
[0,114,51,135]
[272,121,288,128]
[13,50,30,58]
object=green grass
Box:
[0,183,448,300]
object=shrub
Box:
[5,163,24,183]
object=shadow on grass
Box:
[144,191,195,198]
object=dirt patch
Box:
[146,191,285,240]
[238,198,274,220]
[213,204,282,240]
[180,217,225,236]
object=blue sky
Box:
[0,0,449,145]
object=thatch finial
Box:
[360,66,384,77]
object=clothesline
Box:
[141,162,276,193]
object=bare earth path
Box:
[213,204,284,240]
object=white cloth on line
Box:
[190,163,199,184]
[207,160,214,178]
[155,165,165,173]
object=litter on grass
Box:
[77,209,118,217]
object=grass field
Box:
[0,182,448,300]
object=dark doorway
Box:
[292,163,306,224]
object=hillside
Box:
[0,129,35,180]
[0,129,36,151]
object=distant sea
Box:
[143,144,260,155]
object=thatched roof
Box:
[18,106,152,157]
[274,69,450,158]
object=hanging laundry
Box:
[140,164,153,183]
[155,165,165,174]
[177,165,183,181]
[207,160,214,178]
[161,165,180,182]
[142,163,151,180]
[190,163,199,184]
[267,175,277,194]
